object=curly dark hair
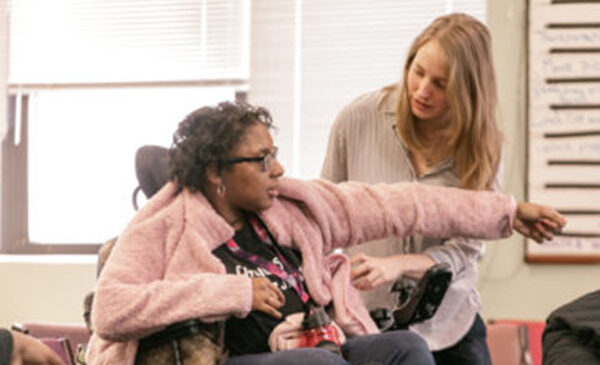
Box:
[169,101,275,193]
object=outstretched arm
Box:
[349,200,566,290]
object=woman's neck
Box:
[218,207,244,230]
[205,189,245,230]
[414,117,451,147]
[409,118,453,174]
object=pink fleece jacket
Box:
[87,178,516,364]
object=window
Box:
[1,0,249,253]
[2,0,486,253]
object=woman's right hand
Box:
[251,277,285,319]
[515,202,567,243]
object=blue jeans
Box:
[432,314,491,365]
[225,330,434,365]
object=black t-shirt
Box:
[212,218,311,356]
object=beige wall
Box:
[0,0,599,329]
[0,258,96,327]
[479,0,600,321]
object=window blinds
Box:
[8,0,249,85]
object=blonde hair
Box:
[395,13,502,190]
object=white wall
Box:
[478,0,600,321]
[0,0,599,329]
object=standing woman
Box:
[322,13,504,365]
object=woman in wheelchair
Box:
[86,101,565,365]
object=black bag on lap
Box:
[370,263,452,331]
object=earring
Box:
[217,184,226,196]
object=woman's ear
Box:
[205,163,223,187]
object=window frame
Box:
[1,82,247,254]
[2,93,102,254]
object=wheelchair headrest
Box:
[134,145,170,202]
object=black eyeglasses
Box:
[222,146,278,172]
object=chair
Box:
[488,319,545,365]
[40,337,75,365]
[11,321,89,365]
[486,321,531,365]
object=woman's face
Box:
[221,122,284,213]
[407,40,450,123]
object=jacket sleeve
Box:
[91,210,252,342]
[542,290,600,365]
[424,169,504,274]
[543,329,600,364]
[423,237,483,275]
[279,178,516,252]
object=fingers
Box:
[365,271,386,290]
[533,207,566,242]
[534,221,553,241]
[540,207,567,229]
[514,218,533,242]
[350,253,367,266]
[541,218,565,237]
[350,268,371,290]
[540,218,559,232]
[517,202,566,228]
[350,253,372,280]
[269,279,285,304]
[350,262,371,281]
[351,263,384,291]
[251,277,284,319]
[515,202,568,244]
[515,218,549,244]
[350,253,405,290]
[260,297,283,319]
[353,271,386,291]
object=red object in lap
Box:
[299,306,341,351]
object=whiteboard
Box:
[527,0,600,263]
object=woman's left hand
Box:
[514,201,567,243]
[251,277,285,319]
[350,254,400,291]
[350,253,435,291]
